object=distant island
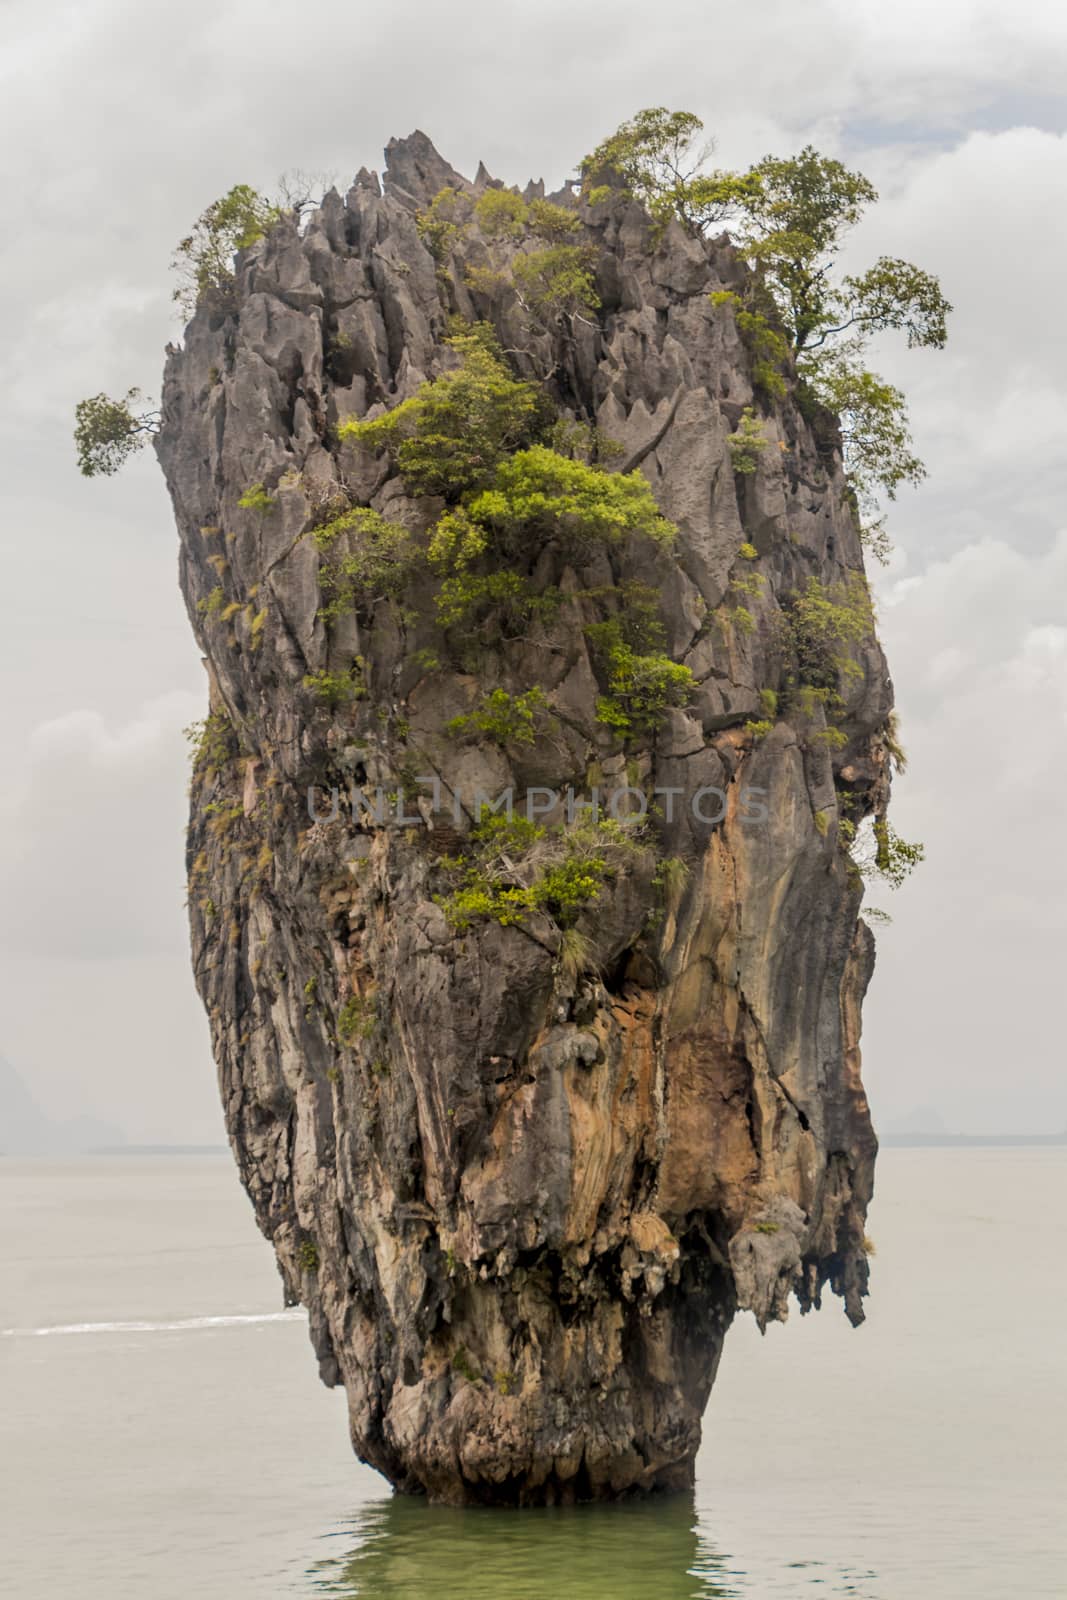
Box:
[0,1054,126,1155]
[881,1132,1067,1148]
[0,1053,231,1157]
[89,1144,228,1156]
[879,1105,1066,1148]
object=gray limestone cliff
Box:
[157,132,887,1505]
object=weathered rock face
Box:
[158,132,886,1506]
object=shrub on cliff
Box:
[416,186,471,259]
[474,187,528,240]
[780,574,874,707]
[314,508,417,619]
[73,389,159,477]
[446,687,550,747]
[511,245,600,319]
[840,815,925,890]
[340,331,544,497]
[587,109,951,548]
[437,815,646,932]
[418,186,587,320]
[463,444,674,555]
[585,619,695,735]
[172,184,282,315]
[469,189,581,244]
[582,107,760,233]
[727,407,769,473]
[341,337,677,654]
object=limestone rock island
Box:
[158,130,890,1505]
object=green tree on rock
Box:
[340,331,545,498]
[582,108,760,233]
[73,389,160,477]
[587,109,952,545]
[74,181,284,476]
[732,146,949,515]
[172,184,282,316]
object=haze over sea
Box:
[2,1147,1063,1600]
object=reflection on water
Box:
[305,1493,735,1599]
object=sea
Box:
[2,1146,1064,1599]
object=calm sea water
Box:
[1,1148,1064,1599]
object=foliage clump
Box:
[337,992,377,1045]
[438,815,643,932]
[652,856,690,907]
[184,711,237,778]
[582,107,760,234]
[434,569,548,634]
[416,187,471,259]
[451,1345,481,1383]
[840,815,925,890]
[727,407,768,474]
[302,666,365,707]
[782,574,873,701]
[74,390,159,477]
[296,1239,320,1272]
[474,188,528,240]
[340,332,543,498]
[314,508,417,618]
[470,188,581,244]
[586,618,695,735]
[558,927,597,980]
[464,444,675,555]
[447,687,549,747]
[710,291,789,401]
[172,184,282,315]
[771,575,879,750]
[237,482,275,513]
[527,199,582,239]
[511,245,600,318]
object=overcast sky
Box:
[1,0,1064,1142]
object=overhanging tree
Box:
[582,107,760,233]
[75,182,287,477]
[585,111,952,553]
[73,389,160,477]
[733,145,950,527]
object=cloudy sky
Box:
[1,0,1064,1142]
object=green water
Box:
[307,1496,730,1598]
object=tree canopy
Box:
[339,331,545,498]
[73,389,160,477]
[582,108,760,233]
[77,119,950,547]
[172,184,281,315]
[585,109,952,536]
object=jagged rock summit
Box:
[158,133,886,1505]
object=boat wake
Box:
[2,1310,305,1338]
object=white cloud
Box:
[826,0,1067,122]
[846,127,1067,570]
[864,530,1067,1132]
[0,692,203,960]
